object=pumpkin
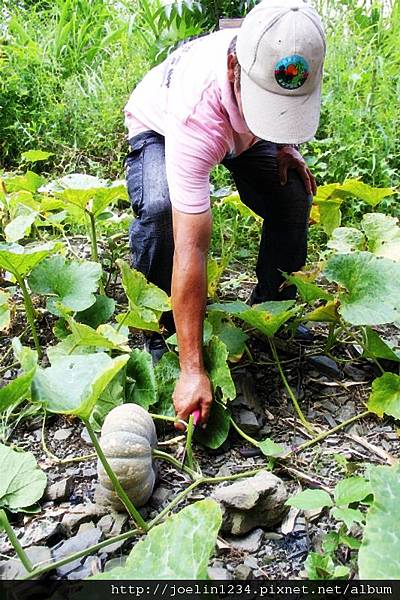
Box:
[95,403,157,510]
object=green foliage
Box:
[363,328,400,363]
[0,443,47,511]
[195,401,230,449]
[286,489,333,510]
[92,499,222,579]
[367,373,400,420]
[28,255,102,315]
[324,252,400,325]
[75,294,116,329]
[204,336,236,403]
[0,291,11,331]
[32,353,129,419]
[304,552,350,580]
[358,463,400,579]
[209,300,298,337]
[126,349,157,409]
[0,242,61,280]
[154,352,181,416]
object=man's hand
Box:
[173,371,213,431]
[277,146,317,196]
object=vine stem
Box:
[152,449,201,481]
[82,418,148,532]
[343,324,385,375]
[0,509,32,573]
[184,414,195,471]
[87,211,104,294]
[230,417,259,445]
[21,528,140,581]
[41,413,96,464]
[289,410,371,456]
[16,276,41,358]
[268,336,316,435]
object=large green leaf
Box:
[304,552,350,580]
[358,463,400,579]
[0,368,36,412]
[32,353,129,419]
[59,183,128,219]
[154,352,180,416]
[117,259,170,332]
[21,150,54,163]
[195,401,230,449]
[4,172,46,193]
[204,337,235,403]
[28,256,102,315]
[327,227,365,254]
[65,319,129,353]
[126,349,157,409]
[333,477,373,506]
[89,376,125,432]
[339,180,394,207]
[207,311,247,362]
[5,213,37,243]
[0,242,61,279]
[258,438,285,458]
[367,373,400,419]
[75,294,115,329]
[209,300,297,337]
[303,300,340,323]
[0,443,47,511]
[284,274,333,303]
[363,327,400,362]
[315,198,342,236]
[324,252,400,325]
[0,291,11,331]
[286,489,333,510]
[362,213,400,261]
[92,499,222,580]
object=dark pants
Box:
[125,130,312,317]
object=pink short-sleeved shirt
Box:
[124,30,258,214]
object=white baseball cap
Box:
[236,0,326,144]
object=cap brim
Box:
[240,69,322,145]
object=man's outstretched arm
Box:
[171,207,213,430]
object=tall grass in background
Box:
[0,0,399,201]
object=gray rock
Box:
[149,485,171,508]
[212,471,288,536]
[215,465,232,478]
[67,555,100,580]
[226,528,264,553]
[234,564,252,580]
[82,467,97,477]
[53,527,103,577]
[61,502,107,533]
[81,427,93,445]
[20,520,65,548]
[207,567,233,580]
[337,401,356,422]
[97,515,114,536]
[53,428,73,441]
[0,546,52,579]
[244,556,258,569]
[236,409,260,435]
[343,364,368,382]
[45,477,74,502]
[308,355,342,378]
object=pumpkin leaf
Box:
[367,372,400,419]
[363,327,400,362]
[195,401,230,449]
[358,463,400,579]
[66,319,129,353]
[304,552,350,580]
[0,242,62,279]
[28,256,102,316]
[331,507,365,530]
[286,489,333,510]
[207,312,247,362]
[0,443,47,511]
[32,353,129,420]
[204,337,235,403]
[75,295,115,329]
[117,260,170,332]
[339,179,394,207]
[4,171,46,193]
[91,499,222,580]
[21,150,54,163]
[284,274,333,303]
[154,352,180,417]
[327,227,365,254]
[303,300,341,323]
[89,376,125,432]
[126,349,157,409]
[324,252,400,325]
[362,213,400,261]
[0,291,11,331]
[0,368,36,412]
[314,198,342,236]
[333,477,373,506]
[258,438,285,458]
[209,300,297,337]
[5,213,37,243]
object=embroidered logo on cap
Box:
[275,55,309,90]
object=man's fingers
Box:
[199,397,213,428]
[279,162,288,186]
[309,169,317,195]
[299,166,312,195]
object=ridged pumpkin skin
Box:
[95,404,157,511]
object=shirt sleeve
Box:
[165,114,230,214]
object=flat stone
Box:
[308,355,342,379]
[81,427,93,445]
[337,401,356,423]
[212,472,288,536]
[97,513,128,555]
[20,520,65,548]
[234,564,252,580]
[53,428,73,441]
[97,515,114,536]
[244,556,258,569]
[343,364,368,382]
[226,528,264,553]
[53,527,103,577]
[207,567,233,580]
[149,485,171,508]
[61,502,107,533]
[45,477,74,502]
[236,409,260,435]
[67,555,100,580]
[0,546,52,579]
